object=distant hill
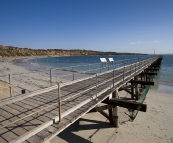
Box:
[0,45,146,58]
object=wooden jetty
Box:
[0,56,162,143]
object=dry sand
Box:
[0,58,173,143]
[0,58,88,99]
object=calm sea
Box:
[29,54,173,93]
[151,54,173,93]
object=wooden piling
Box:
[112,89,119,127]
[131,82,135,100]
[135,75,139,100]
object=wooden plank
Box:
[36,130,51,140]
[34,93,57,101]
[0,137,8,143]
[31,96,56,105]
[9,125,28,137]
[9,80,113,143]
[7,104,28,113]
[2,105,56,143]
[22,99,58,115]
[23,99,58,117]
[1,130,19,142]
[0,126,8,135]
[0,115,6,121]
[26,135,42,143]
[0,108,14,119]
[1,105,27,121]
[103,99,147,112]
[0,85,59,107]
[14,101,38,112]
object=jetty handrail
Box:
[0,56,150,78]
[60,56,159,87]
[60,56,160,104]
[0,58,129,77]
[51,57,147,76]
[0,56,159,99]
[0,55,149,129]
[0,56,162,143]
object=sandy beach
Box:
[0,58,67,99]
[0,58,173,143]
[51,89,173,143]
[0,58,89,99]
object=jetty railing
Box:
[0,56,156,100]
[0,56,161,141]
[51,56,161,125]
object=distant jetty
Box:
[0,45,147,58]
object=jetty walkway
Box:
[0,56,162,143]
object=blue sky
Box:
[0,0,173,54]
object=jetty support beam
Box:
[134,75,139,100]
[141,72,157,75]
[146,68,159,71]
[152,64,161,67]
[130,80,154,86]
[103,99,147,112]
[89,105,116,112]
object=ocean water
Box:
[151,54,173,93]
[29,54,173,93]
[30,55,150,72]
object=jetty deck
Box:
[0,56,162,143]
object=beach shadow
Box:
[58,132,92,143]
[77,118,113,131]
[58,119,92,143]
[57,118,113,143]
[77,118,114,141]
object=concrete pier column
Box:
[112,89,119,127]
[135,75,139,100]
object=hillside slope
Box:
[0,45,118,57]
